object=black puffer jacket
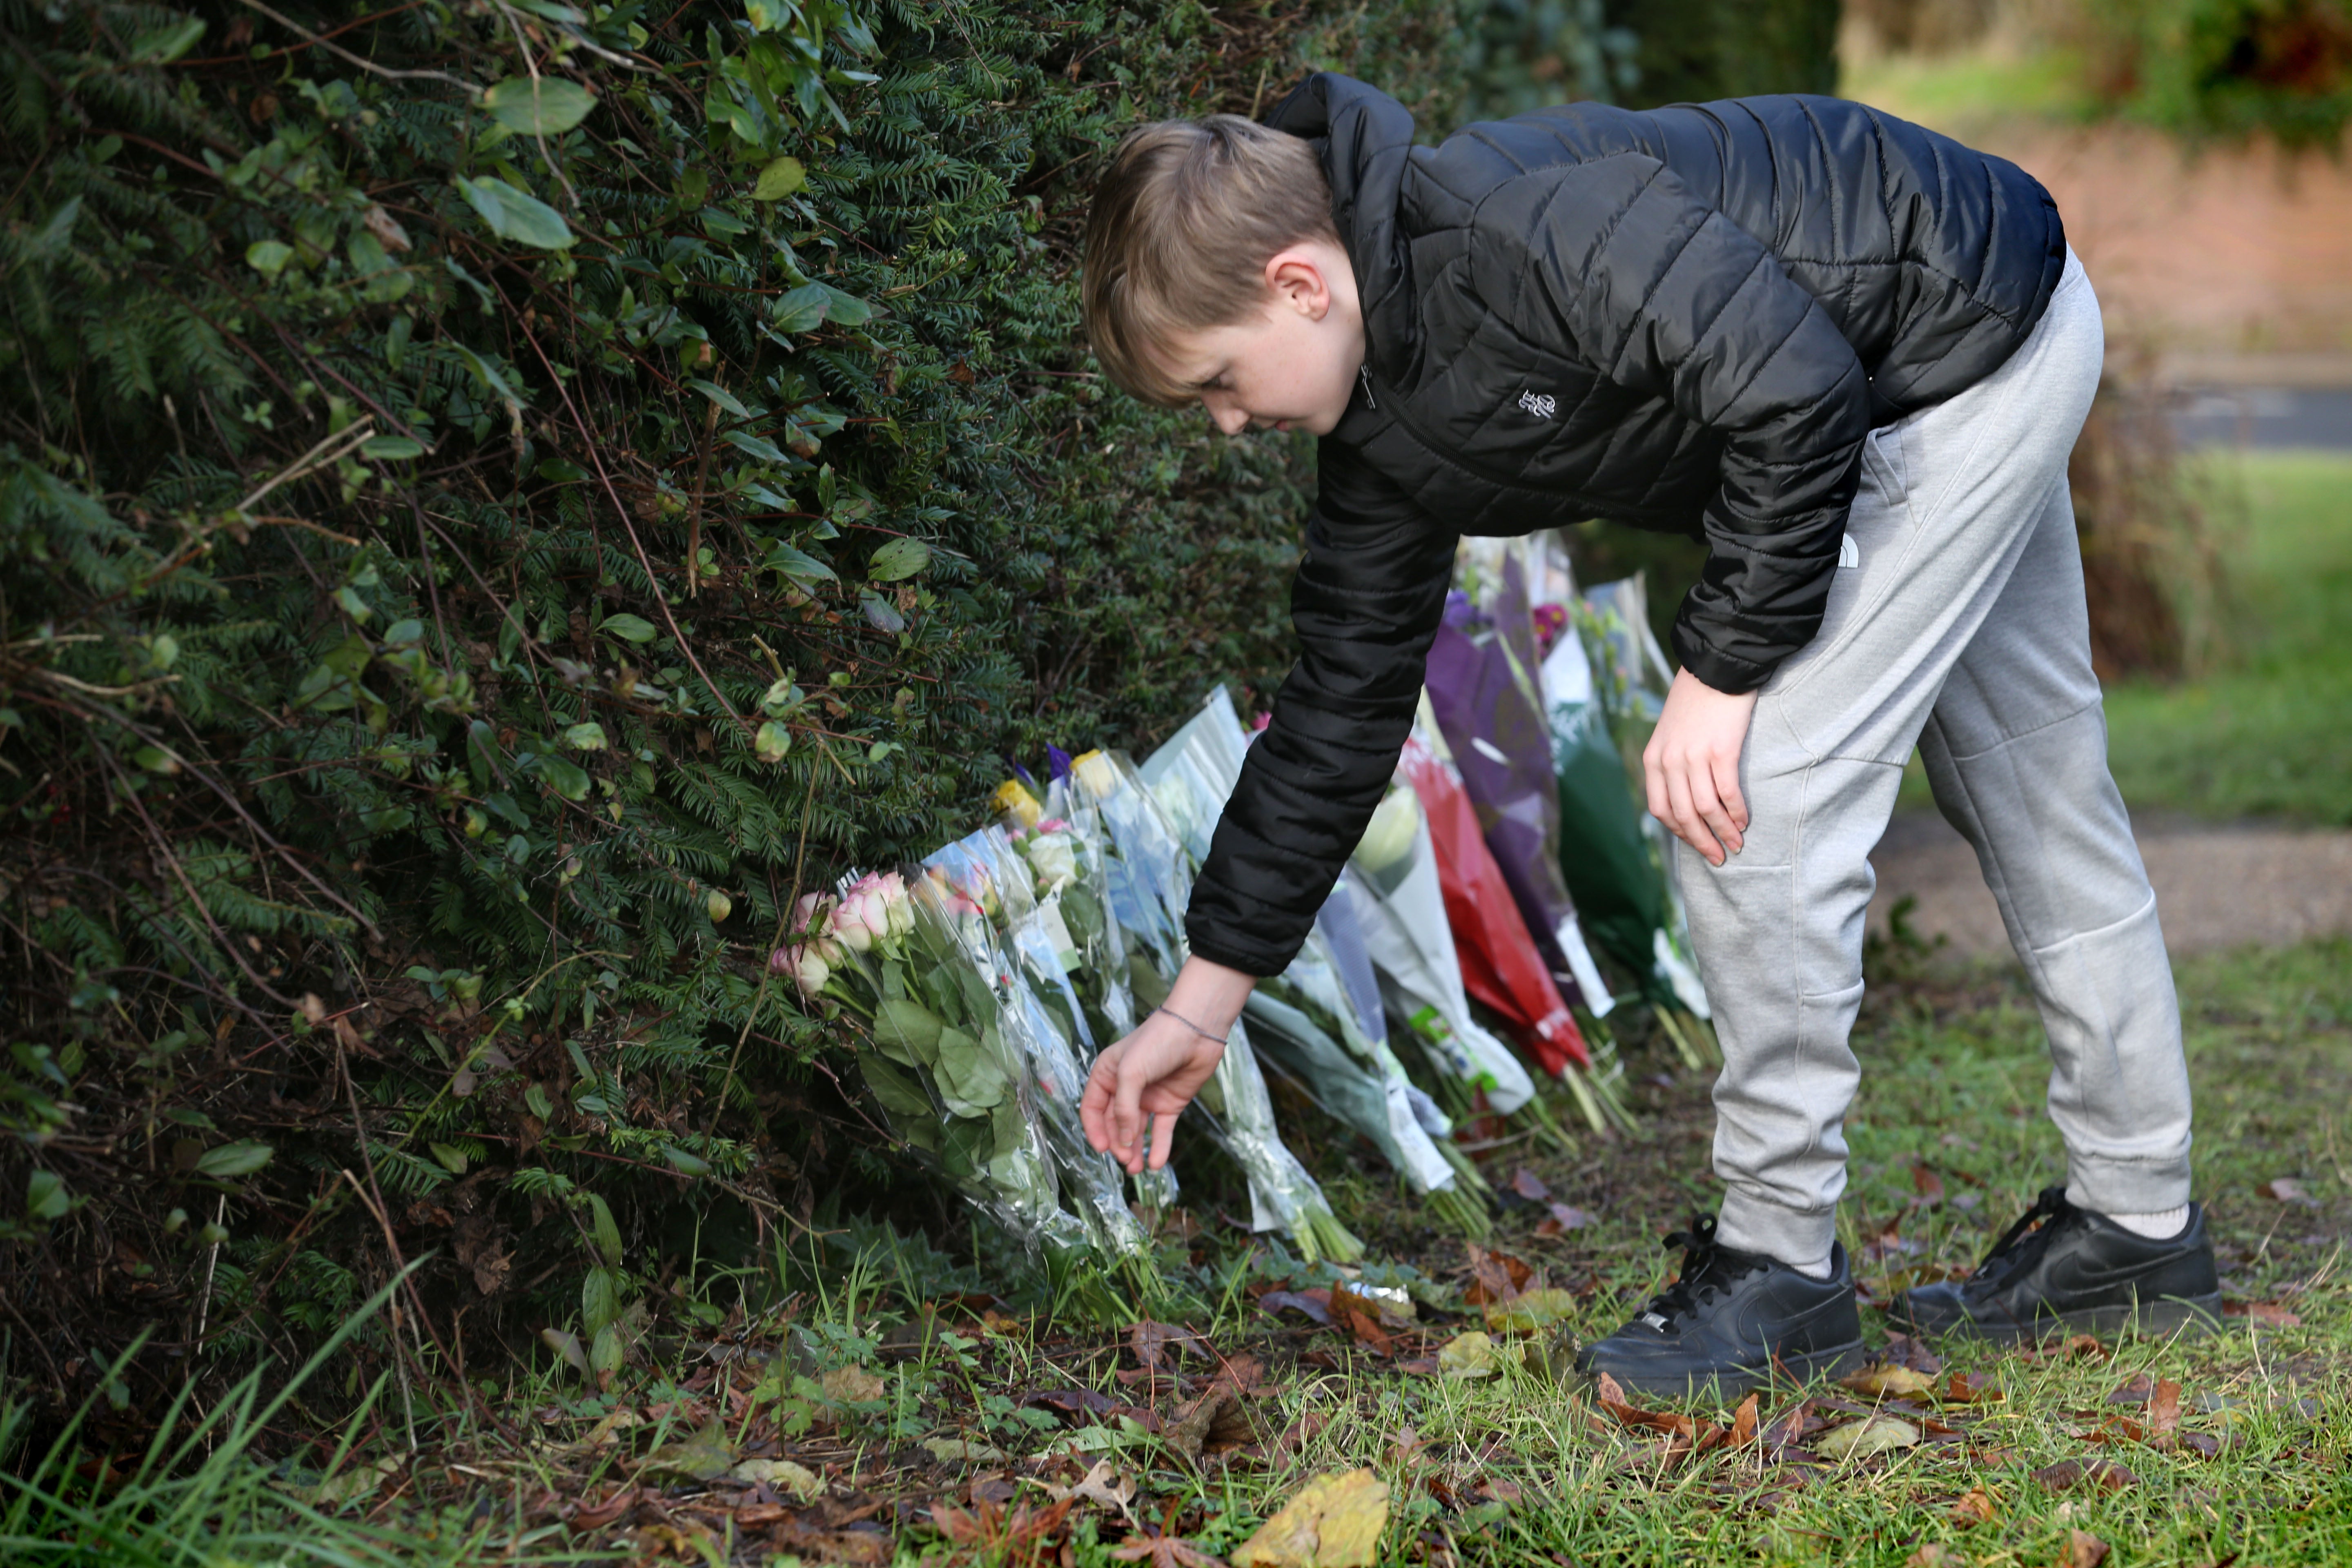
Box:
[1185,73,2068,978]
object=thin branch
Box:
[235,0,483,96]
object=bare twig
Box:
[235,0,482,96]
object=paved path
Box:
[1866,811,2352,958]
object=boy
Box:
[1074,74,2220,1393]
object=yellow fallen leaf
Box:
[1231,1469,1388,1568]
[728,1457,823,1500]
[821,1365,885,1403]
[1436,1331,1508,1378]
[1839,1363,1937,1400]
[1814,1414,1920,1461]
[1483,1287,1581,1335]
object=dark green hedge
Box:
[0,0,1486,1409]
[0,0,1830,1410]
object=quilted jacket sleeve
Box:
[1184,452,1458,977]
[1494,152,1877,693]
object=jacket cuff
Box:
[1670,619,1775,696]
[1182,928,1291,981]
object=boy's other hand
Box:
[1644,668,1760,868]
[1080,956,1252,1173]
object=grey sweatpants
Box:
[1681,250,2195,1270]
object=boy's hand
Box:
[1643,668,1760,867]
[1081,956,1253,1173]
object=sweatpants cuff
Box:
[2064,1156,2192,1219]
[1716,1187,1839,1272]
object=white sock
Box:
[2103,1205,2190,1240]
[1782,1252,1834,1281]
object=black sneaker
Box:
[1887,1186,2222,1343]
[1574,1215,1865,1398]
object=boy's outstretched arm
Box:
[1080,955,1255,1173]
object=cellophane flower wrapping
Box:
[1565,568,1712,1020]
[1530,541,1712,1020]
[1349,779,1538,1116]
[1070,746,1363,1265]
[1425,537,1616,1016]
[918,830,1156,1261]
[1141,693,1489,1234]
[786,869,1089,1258]
[1396,724,1590,1078]
[990,778,1177,1221]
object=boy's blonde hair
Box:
[1081,116,1340,407]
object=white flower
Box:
[1025,831,1078,890]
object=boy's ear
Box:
[1263,247,1334,320]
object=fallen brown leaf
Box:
[2032,1459,2136,1494]
[1336,1303,1392,1356]
[1942,1372,2002,1405]
[567,1485,643,1530]
[1261,1290,1333,1326]
[2060,1529,2111,1568]
[930,1497,1075,1566]
[1911,1162,1946,1203]
[1164,1388,1256,1465]
[1949,1485,1995,1526]
[2106,1372,2154,1405]
[1509,1168,1550,1202]
[1760,1399,1815,1454]
[1130,1320,1203,1372]
[1729,1393,1759,1447]
[2149,1378,2181,1437]
[2257,1177,2317,1207]
[1594,1373,1697,1440]
[2224,1300,2303,1328]
[1880,1333,1944,1375]
[1534,1202,1595,1237]
[1036,1458,1136,1522]
[1113,1530,1226,1568]
[1906,1546,1957,1568]
[1462,1244,1534,1306]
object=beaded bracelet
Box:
[1152,1004,1229,1047]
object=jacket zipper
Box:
[1357,363,1377,410]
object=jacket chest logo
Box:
[1516,390,1558,420]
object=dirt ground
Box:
[1866,809,2352,958]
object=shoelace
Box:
[1963,1184,2075,1297]
[1636,1214,1766,1330]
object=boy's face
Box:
[1152,241,1363,438]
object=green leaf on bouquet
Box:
[860,1054,934,1124]
[871,996,943,1066]
[929,1025,1006,1117]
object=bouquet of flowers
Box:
[1069,747,1365,1264]
[1348,777,1540,1122]
[993,779,1139,1053]
[780,870,1090,1257]
[1141,692,1494,1240]
[1425,538,1617,1017]
[1399,720,1635,1134]
[919,831,1164,1262]
[1529,542,1714,1067]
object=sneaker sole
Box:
[1591,1339,1869,1401]
[1889,1292,2225,1345]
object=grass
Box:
[1839,41,2100,135]
[1898,449,2352,825]
[142,934,2333,1568]
[2100,452,2352,825]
